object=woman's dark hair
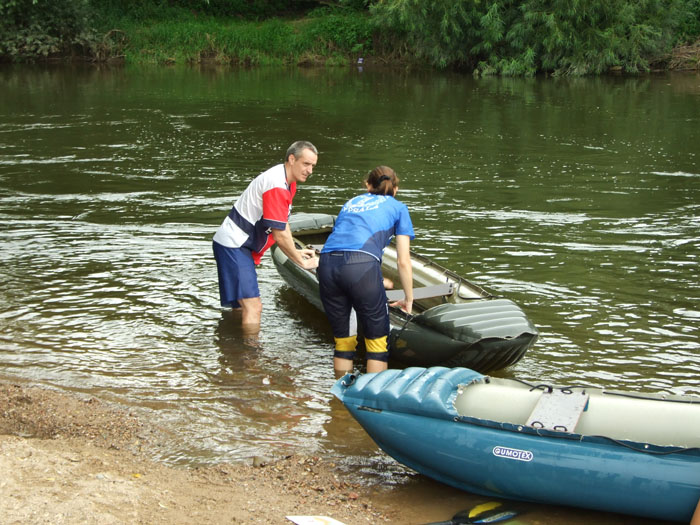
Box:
[366,166,399,195]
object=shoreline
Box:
[0,379,403,524]
[1,378,680,525]
[2,31,697,72]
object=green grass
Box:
[99,10,372,66]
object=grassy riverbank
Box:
[94,8,384,67]
[1,1,699,73]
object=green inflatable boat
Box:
[271,213,539,373]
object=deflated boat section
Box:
[331,366,483,421]
[390,299,538,371]
[287,212,335,232]
[414,299,538,343]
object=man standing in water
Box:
[213,141,319,332]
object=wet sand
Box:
[0,380,398,524]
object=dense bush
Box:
[676,0,700,44]
[306,8,373,54]
[0,0,98,60]
[94,0,318,21]
[370,0,690,75]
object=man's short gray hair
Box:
[286,141,318,161]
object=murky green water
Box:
[1,64,698,524]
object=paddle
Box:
[424,501,519,524]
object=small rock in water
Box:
[252,456,271,468]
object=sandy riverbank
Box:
[0,380,407,524]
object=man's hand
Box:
[299,249,319,270]
[272,226,319,270]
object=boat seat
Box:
[386,283,454,302]
[526,389,589,433]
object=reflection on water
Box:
[0,64,697,524]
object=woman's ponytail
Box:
[366,166,399,195]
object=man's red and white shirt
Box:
[213,164,295,264]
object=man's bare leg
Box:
[239,296,262,335]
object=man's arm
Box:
[271,224,319,270]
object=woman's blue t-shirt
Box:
[321,193,415,261]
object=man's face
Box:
[287,148,317,183]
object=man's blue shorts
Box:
[213,241,260,308]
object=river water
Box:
[0,64,698,524]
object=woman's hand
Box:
[390,298,413,314]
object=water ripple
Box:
[1,68,698,476]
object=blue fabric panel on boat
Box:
[332,367,484,421]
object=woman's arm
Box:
[392,234,413,313]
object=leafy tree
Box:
[675,0,700,43]
[0,0,97,60]
[94,0,320,21]
[370,0,687,75]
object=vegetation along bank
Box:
[1,0,699,75]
